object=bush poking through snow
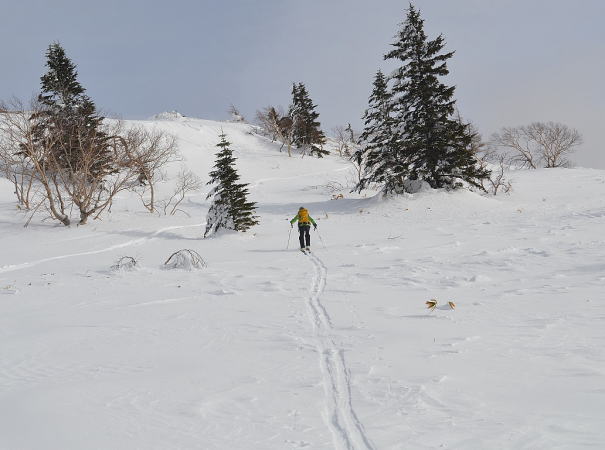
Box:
[111,256,138,272]
[164,249,207,271]
[426,298,456,311]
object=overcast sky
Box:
[2,0,604,167]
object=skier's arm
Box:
[309,216,317,227]
[290,214,299,225]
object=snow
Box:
[1,116,604,449]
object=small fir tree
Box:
[288,83,328,158]
[32,42,113,178]
[353,70,401,193]
[204,132,259,237]
[384,4,489,190]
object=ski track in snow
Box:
[304,251,374,450]
[248,167,349,190]
[0,222,204,274]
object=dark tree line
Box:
[256,82,327,158]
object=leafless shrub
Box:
[491,122,582,169]
[127,127,179,213]
[164,249,207,270]
[111,256,138,271]
[460,121,511,196]
[161,167,203,216]
[475,147,513,196]
[323,180,344,193]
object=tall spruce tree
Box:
[289,83,328,158]
[204,132,259,237]
[384,4,489,190]
[353,70,401,193]
[33,42,112,178]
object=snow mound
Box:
[110,256,138,272]
[163,249,207,271]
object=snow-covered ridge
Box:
[0,116,604,449]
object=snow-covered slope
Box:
[1,116,604,449]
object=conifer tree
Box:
[33,42,112,178]
[204,132,258,237]
[353,70,400,193]
[384,4,489,190]
[289,83,328,158]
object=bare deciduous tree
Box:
[255,106,281,141]
[332,123,359,157]
[477,148,513,196]
[228,104,246,123]
[332,126,348,157]
[1,99,71,224]
[60,122,141,225]
[466,121,512,196]
[255,106,298,157]
[491,122,581,169]
[0,100,37,210]
[127,127,178,213]
[0,99,178,226]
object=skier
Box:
[290,206,317,251]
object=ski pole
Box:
[316,228,326,249]
[286,226,292,249]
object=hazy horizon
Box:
[2,0,603,167]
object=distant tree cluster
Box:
[0,43,178,226]
[352,5,490,195]
[1,7,585,235]
[256,82,327,158]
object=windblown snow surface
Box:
[1,116,604,450]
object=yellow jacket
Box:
[290,208,316,226]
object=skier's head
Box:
[299,206,305,211]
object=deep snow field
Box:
[1,116,604,450]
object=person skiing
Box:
[290,206,317,251]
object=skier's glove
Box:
[290,223,293,228]
[313,224,317,230]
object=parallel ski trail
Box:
[304,252,374,450]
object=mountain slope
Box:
[0,116,604,449]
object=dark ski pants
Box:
[298,224,311,248]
